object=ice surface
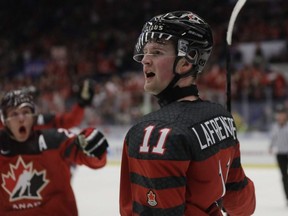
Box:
[72,165,120,216]
[72,165,288,216]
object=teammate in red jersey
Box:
[119,11,256,216]
[0,79,95,130]
[0,90,108,216]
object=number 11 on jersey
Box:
[139,125,171,155]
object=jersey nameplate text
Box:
[191,116,237,150]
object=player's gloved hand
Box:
[76,128,108,158]
[77,79,95,107]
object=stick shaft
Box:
[226,44,231,112]
[226,0,247,112]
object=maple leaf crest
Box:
[147,190,157,207]
[1,156,49,201]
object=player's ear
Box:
[175,58,193,74]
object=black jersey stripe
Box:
[133,201,185,215]
[230,157,240,168]
[226,177,248,191]
[130,172,186,189]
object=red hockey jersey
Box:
[120,99,255,216]
[0,128,107,216]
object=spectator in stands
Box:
[266,68,288,103]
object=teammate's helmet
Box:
[0,90,36,122]
[133,11,213,74]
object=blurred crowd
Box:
[0,0,288,130]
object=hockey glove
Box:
[77,79,95,107]
[76,128,108,158]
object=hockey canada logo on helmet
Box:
[0,90,36,123]
[133,11,213,74]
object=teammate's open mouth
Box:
[19,126,26,134]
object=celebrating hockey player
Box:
[0,90,108,216]
[119,11,256,215]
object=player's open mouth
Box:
[19,126,26,134]
[146,72,155,78]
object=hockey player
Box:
[119,11,256,215]
[0,90,108,215]
[0,79,95,130]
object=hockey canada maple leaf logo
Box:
[1,157,49,202]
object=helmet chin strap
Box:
[155,57,199,107]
